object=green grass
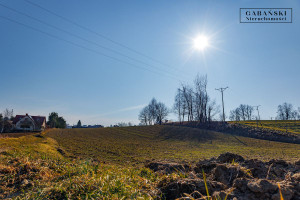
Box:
[229,120,300,134]
[1,125,300,199]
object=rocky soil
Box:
[146,152,300,200]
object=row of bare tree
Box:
[138,74,300,125]
[229,104,254,121]
[276,103,300,120]
[229,102,300,121]
[138,75,219,125]
[173,75,219,123]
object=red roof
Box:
[13,115,46,127]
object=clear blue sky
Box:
[1,0,299,126]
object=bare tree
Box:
[245,105,254,120]
[155,102,169,125]
[1,109,14,133]
[229,104,254,121]
[174,88,188,122]
[174,74,219,123]
[173,89,183,123]
[238,104,253,120]
[239,104,247,121]
[277,102,295,120]
[138,106,150,125]
[3,108,13,120]
[207,100,219,122]
[139,98,169,125]
[181,84,194,121]
[148,98,158,125]
[229,108,241,121]
[291,110,298,120]
[194,75,208,122]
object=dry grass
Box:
[0,153,165,199]
[0,132,37,138]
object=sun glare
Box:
[193,35,210,51]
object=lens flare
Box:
[193,35,209,51]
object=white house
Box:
[13,114,46,132]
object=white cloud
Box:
[98,104,146,117]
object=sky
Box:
[0,0,299,126]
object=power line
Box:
[0,15,180,81]
[0,2,186,80]
[23,0,188,76]
[215,87,228,122]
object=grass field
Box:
[229,120,300,134]
[1,125,300,199]
[46,125,300,163]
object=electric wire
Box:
[23,0,189,77]
[0,15,181,81]
[0,2,186,80]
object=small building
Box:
[72,124,103,128]
[13,114,46,132]
[66,124,73,129]
[88,125,103,128]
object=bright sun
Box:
[193,35,210,51]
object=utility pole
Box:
[253,105,261,120]
[253,105,261,127]
[215,87,228,123]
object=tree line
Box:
[276,103,300,120]
[173,75,219,123]
[138,74,300,125]
[229,103,300,121]
[229,104,254,121]
[139,75,219,125]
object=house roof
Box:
[13,114,46,127]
